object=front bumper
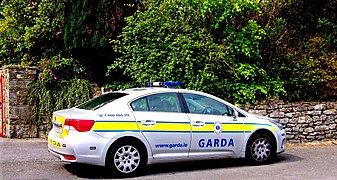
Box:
[276,129,286,154]
[47,130,112,166]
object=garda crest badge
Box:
[213,121,222,135]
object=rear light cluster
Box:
[64,119,95,132]
[63,155,76,161]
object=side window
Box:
[131,93,182,113]
[131,97,149,111]
[147,93,182,112]
[182,93,232,116]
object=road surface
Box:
[1,138,337,180]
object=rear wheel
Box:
[246,134,276,164]
[107,141,147,177]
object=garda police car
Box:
[48,82,286,177]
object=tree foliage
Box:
[0,0,93,127]
[260,0,337,101]
[63,0,139,85]
[1,0,336,104]
[108,0,337,103]
[0,0,65,66]
[0,0,138,85]
[109,0,286,103]
[27,79,93,126]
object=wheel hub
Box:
[114,145,140,173]
[251,138,271,162]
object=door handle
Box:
[192,121,205,127]
[141,120,156,126]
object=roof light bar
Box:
[146,81,183,88]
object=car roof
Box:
[119,87,201,95]
[116,87,215,101]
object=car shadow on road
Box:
[63,153,303,179]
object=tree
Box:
[259,0,337,101]
[109,0,286,103]
[0,0,65,66]
[63,0,139,85]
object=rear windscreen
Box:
[77,92,128,110]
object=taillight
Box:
[64,119,95,132]
[63,155,76,161]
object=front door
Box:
[181,93,244,158]
[130,92,191,160]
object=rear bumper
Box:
[47,130,112,166]
[48,147,76,162]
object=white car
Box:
[48,82,286,177]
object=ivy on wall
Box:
[26,79,93,126]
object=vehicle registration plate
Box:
[54,126,62,134]
[53,121,63,134]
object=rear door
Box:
[130,92,191,160]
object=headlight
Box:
[269,119,283,130]
[255,114,284,130]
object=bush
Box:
[108,0,286,103]
[26,79,93,126]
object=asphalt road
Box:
[1,138,337,180]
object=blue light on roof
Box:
[145,82,155,87]
[146,81,183,88]
[162,81,182,87]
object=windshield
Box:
[77,92,128,110]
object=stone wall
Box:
[0,65,39,138]
[242,100,337,143]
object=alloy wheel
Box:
[250,137,271,162]
[113,145,141,173]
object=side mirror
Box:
[232,109,238,117]
[231,109,238,121]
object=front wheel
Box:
[246,134,276,164]
[107,141,146,177]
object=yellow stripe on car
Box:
[244,123,277,132]
[90,121,276,133]
[137,122,191,131]
[192,123,245,132]
[92,121,140,131]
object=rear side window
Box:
[77,93,128,110]
[148,93,181,112]
[131,97,148,111]
[131,93,182,113]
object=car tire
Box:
[246,133,276,165]
[106,140,147,178]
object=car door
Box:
[181,93,244,158]
[130,92,191,160]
